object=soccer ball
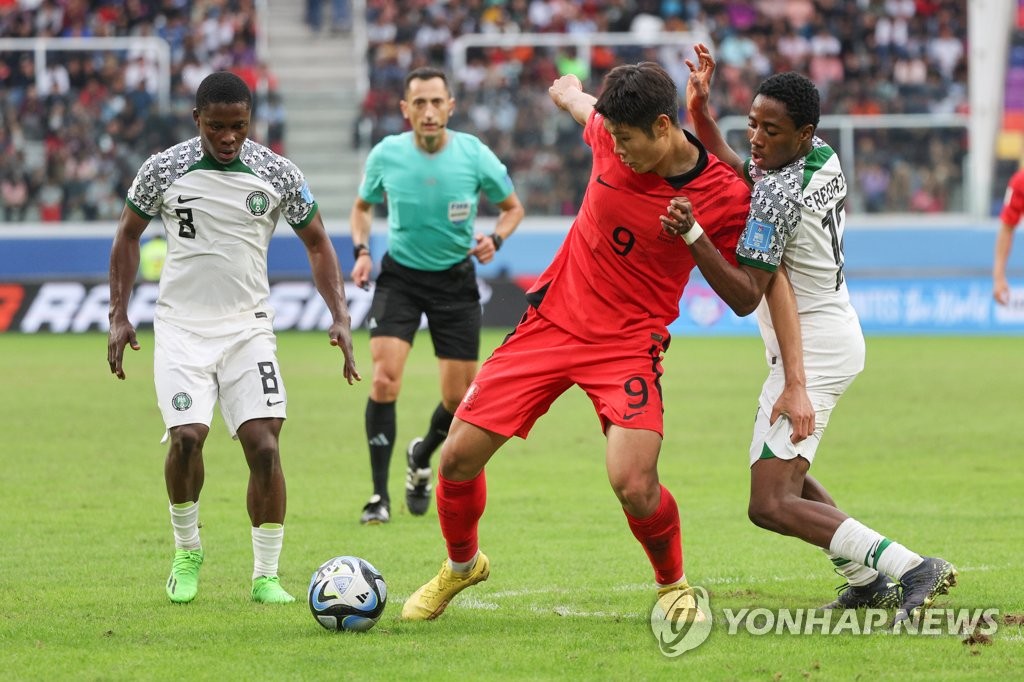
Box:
[308,556,387,631]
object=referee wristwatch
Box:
[490,232,504,251]
[353,243,370,260]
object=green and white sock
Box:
[823,548,878,587]
[170,501,201,550]
[829,518,923,580]
[252,523,284,580]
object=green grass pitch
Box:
[1,330,1021,680]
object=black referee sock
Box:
[412,402,455,469]
[365,398,396,503]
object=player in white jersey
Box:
[107,72,361,605]
[660,45,955,627]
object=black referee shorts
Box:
[367,252,481,360]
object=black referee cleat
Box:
[405,438,433,516]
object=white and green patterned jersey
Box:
[737,137,865,377]
[126,137,318,334]
[358,130,515,271]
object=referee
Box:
[349,66,524,524]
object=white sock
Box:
[823,548,878,587]
[252,523,284,580]
[449,551,479,575]
[829,518,923,579]
[170,501,201,550]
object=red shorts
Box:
[456,308,669,438]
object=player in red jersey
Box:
[994,168,1024,305]
[401,62,751,623]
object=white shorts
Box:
[747,369,857,467]
[154,319,287,438]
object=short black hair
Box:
[756,72,819,130]
[195,71,252,112]
[405,66,449,94]
[594,62,679,136]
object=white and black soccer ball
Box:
[308,556,387,631]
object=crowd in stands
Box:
[357,0,970,216]
[0,1,973,223]
[0,0,279,223]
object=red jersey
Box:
[1000,169,1024,228]
[526,111,751,343]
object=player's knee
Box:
[169,425,206,458]
[246,440,281,474]
[611,475,658,517]
[370,374,401,401]
[437,442,475,480]
[747,496,785,531]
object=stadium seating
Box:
[0,1,279,222]
[356,0,970,216]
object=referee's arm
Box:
[349,197,375,289]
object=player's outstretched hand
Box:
[107,318,140,380]
[329,321,361,385]
[684,43,715,112]
[770,384,815,443]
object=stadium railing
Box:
[718,113,972,216]
[0,36,171,111]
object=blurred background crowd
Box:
[0,0,277,223]
[356,0,970,217]
[0,0,976,222]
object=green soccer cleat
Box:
[166,549,204,603]
[401,552,490,621]
[252,576,296,604]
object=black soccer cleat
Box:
[821,574,902,610]
[405,437,433,516]
[892,557,957,627]
[359,494,390,525]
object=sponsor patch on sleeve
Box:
[742,219,775,253]
[300,182,315,204]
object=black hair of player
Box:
[594,62,680,138]
[405,66,449,94]
[756,72,820,131]
[195,71,252,112]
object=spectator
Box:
[1,170,29,221]
[2,1,279,222]
[356,0,969,217]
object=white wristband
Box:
[682,221,704,245]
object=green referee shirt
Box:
[358,130,515,271]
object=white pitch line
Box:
[391,564,1008,618]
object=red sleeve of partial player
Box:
[1000,170,1024,227]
